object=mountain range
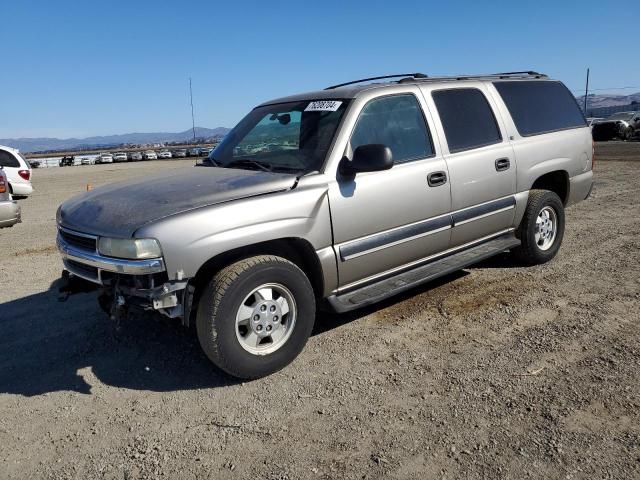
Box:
[575,92,640,109]
[0,127,231,153]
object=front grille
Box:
[59,229,97,252]
[64,259,99,281]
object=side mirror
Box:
[339,144,393,176]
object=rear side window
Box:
[350,94,434,164]
[493,81,586,136]
[0,150,20,168]
[432,88,502,153]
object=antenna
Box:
[584,68,590,115]
[189,78,196,142]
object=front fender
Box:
[136,184,333,280]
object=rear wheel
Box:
[513,189,565,265]
[626,127,636,141]
[196,255,316,379]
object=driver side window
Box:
[350,94,434,164]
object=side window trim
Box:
[431,87,503,154]
[347,92,436,165]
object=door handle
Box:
[428,171,447,187]
[495,158,510,172]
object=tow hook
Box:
[109,294,127,331]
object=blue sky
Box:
[1,0,638,139]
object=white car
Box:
[158,150,172,159]
[96,153,114,164]
[113,152,128,162]
[143,150,157,160]
[0,145,33,197]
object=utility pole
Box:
[189,78,196,142]
[584,68,590,116]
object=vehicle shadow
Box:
[0,279,239,397]
[0,270,468,397]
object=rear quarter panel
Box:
[485,81,593,201]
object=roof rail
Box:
[325,73,428,90]
[398,70,548,83]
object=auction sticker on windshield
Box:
[305,100,342,112]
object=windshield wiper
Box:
[225,159,273,172]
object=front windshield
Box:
[210,99,350,173]
[607,112,634,121]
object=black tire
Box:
[513,189,565,265]
[196,255,316,379]
[626,127,636,141]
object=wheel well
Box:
[191,238,325,301]
[531,171,569,205]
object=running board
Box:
[327,233,521,313]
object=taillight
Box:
[18,169,30,181]
[0,176,6,193]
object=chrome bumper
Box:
[57,232,165,285]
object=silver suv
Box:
[57,71,594,379]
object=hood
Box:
[58,167,297,237]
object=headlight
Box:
[98,237,162,259]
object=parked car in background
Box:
[199,147,212,157]
[592,111,640,141]
[158,150,173,159]
[0,145,33,197]
[113,152,128,163]
[143,150,158,160]
[95,153,114,164]
[81,157,94,165]
[0,168,21,228]
[56,71,593,379]
[173,149,187,158]
[188,147,201,157]
[586,117,604,128]
[59,156,75,167]
[129,151,143,161]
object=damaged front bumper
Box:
[57,228,192,322]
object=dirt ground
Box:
[1,143,639,480]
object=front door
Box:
[328,92,452,288]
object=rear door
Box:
[328,89,452,288]
[422,84,517,247]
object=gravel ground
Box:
[1,143,639,479]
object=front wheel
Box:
[196,255,316,379]
[513,189,565,265]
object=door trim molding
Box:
[338,214,451,261]
[451,196,516,226]
[337,195,516,262]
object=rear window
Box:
[0,150,20,168]
[432,88,502,153]
[493,81,586,136]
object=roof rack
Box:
[399,71,547,83]
[324,73,428,90]
[325,71,547,90]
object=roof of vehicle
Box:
[259,71,551,106]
